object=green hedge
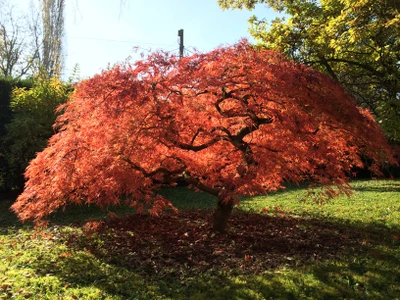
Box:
[0,78,33,138]
[0,78,33,192]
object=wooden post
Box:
[178,29,184,58]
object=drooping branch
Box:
[215,89,250,118]
[122,156,186,180]
[235,117,273,141]
[170,135,230,152]
[183,172,220,197]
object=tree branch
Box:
[183,173,220,196]
[171,136,229,152]
[122,157,185,179]
[306,58,385,78]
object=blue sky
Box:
[16,1,281,79]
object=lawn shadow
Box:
[59,210,400,299]
[351,183,400,193]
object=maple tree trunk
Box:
[213,198,234,233]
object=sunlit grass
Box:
[239,180,400,227]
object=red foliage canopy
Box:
[12,41,392,228]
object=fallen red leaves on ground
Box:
[65,210,368,278]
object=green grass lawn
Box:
[0,180,399,299]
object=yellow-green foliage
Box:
[3,75,70,189]
[220,0,400,142]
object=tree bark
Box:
[213,198,233,233]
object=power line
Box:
[167,48,180,54]
[184,47,197,55]
[67,35,177,47]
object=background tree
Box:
[0,0,66,79]
[36,0,65,77]
[12,42,392,232]
[2,74,70,190]
[0,4,38,79]
[219,0,400,142]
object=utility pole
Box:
[178,29,184,59]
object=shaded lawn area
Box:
[0,180,399,299]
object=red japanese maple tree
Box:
[12,41,393,232]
